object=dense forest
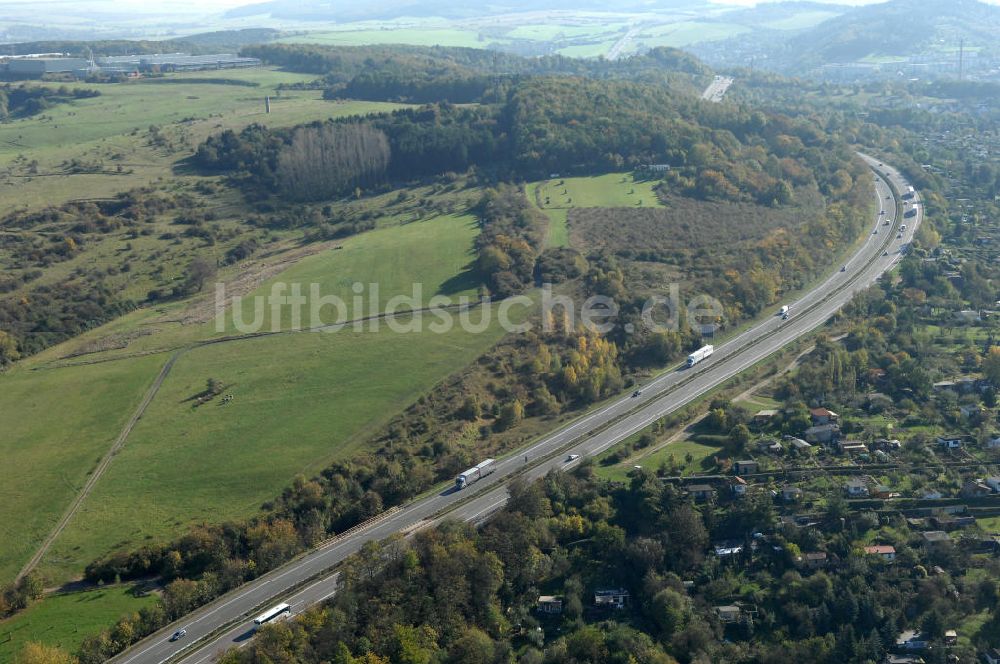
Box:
[196,74,863,204]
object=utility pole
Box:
[959,38,964,82]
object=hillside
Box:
[0,43,878,663]
[691,0,1000,75]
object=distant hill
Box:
[784,0,999,63]
[224,0,706,22]
[1,29,281,58]
[690,0,1000,75]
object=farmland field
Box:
[278,28,494,49]
[0,585,156,664]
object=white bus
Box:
[253,603,291,626]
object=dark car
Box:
[632,390,641,398]
[170,629,187,642]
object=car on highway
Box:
[631,390,641,398]
[170,629,187,642]
[873,229,878,234]
[897,232,902,238]
[883,250,889,256]
[841,265,847,272]
[566,454,580,462]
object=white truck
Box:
[779,305,789,317]
[686,345,714,368]
[455,458,496,489]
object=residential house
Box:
[868,368,887,384]
[845,479,870,498]
[921,530,952,548]
[987,435,1000,449]
[715,605,742,623]
[714,540,744,557]
[872,438,902,451]
[986,477,1000,493]
[937,435,964,449]
[872,485,894,499]
[594,588,630,609]
[864,545,896,562]
[933,380,957,393]
[688,484,715,501]
[805,424,841,444]
[930,515,976,530]
[961,479,992,498]
[960,403,986,419]
[985,647,1000,664]
[782,486,804,502]
[810,407,840,424]
[757,439,783,454]
[537,596,563,614]
[794,552,831,570]
[944,629,957,646]
[894,630,928,651]
[883,657,925,664]
[754,409,778,425]
[839,440,869,456]
[731,476,748,497]
[787,437,812,451]
[734,460,759,475]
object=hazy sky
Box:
[6,0,1000,18]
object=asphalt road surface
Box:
[112,154,920,664]
[701,75,734,102]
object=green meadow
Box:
[25,211,505,582]
[0,355,167,583]
[39,316,510,581]
[0,68,407,213]
[0,585,156,664]
[529,172,665,248]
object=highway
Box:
[112,154,920,664]
[701,75,734,102]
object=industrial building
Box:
[96,53,261,73]
[5,57,91,77]
[1,53,260,79]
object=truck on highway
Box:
[905,205,918,218]
[686,345,714,367]
[455,458,496,489]
[904,185,915,199]
[779,305,789,317]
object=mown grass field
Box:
[528,172,664,248]
[0,585,156,664]
[0,355,166,583]
[533,173,663,209]
[596,438,725,483]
